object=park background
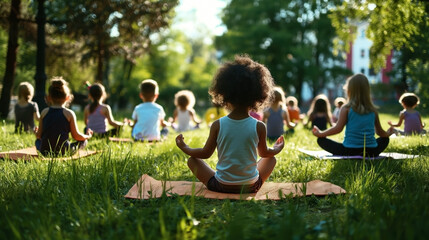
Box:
[0,0,429,239]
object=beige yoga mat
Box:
[298,148,420,160]
[125,174,346,200]
[0,147,98,161]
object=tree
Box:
[45,0,179,87]
[0,0,20,118]
[216,0,349,101]
[330,0,429,74]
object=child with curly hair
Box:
[176,55,284,193]
[172,90,201,132]
[36,77,92,156]
[388,93,426,135]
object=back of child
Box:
[14,82,40,133]
[306,94,332,131]
[286,96,301,123]
[332,97,346,123]
[263,87,295,141]
[36,77,92,156]
[176,55,284,194]
[84,83,124,137]
[131,79,168,141]
[312,73,393,157]
[388,93,426,135]
[173,90,200,132]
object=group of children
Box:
[13,55,426,194]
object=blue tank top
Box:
[40,108,71,155]
[215,116,259,185]
[343,108,377,148]
[266,107,284,138]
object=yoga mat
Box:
[0,147,98,161]
[125,174,346,200]
[108,137,134,143]
[298,148,420,160]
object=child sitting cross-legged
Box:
[84,83,126,137]
[14,82,40,133]
[176,55,284,194]
[131,79,169,142]
[388,92,426,135]
[36,77,92,156]
[172,90,201,132]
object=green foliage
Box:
[1,112,429,239]
[330,0,429,71]
[216,0,350,100]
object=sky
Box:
[173,0,228,38]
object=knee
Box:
[187,156,198,169]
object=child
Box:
[176,55,284,194]
[204,102,227,127]
[286,96,301,123]
[84,83,125,137]
[312,73,394,157]
[332,97,346,123]
[131,79,169,141]
[388,93,426,135]
[36,77,92,156]
[14,82,40,133]
[305,94,333,131]
[172,90,200,132]
[263,86,296,141]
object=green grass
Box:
[1,112,429,239]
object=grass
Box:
[0,111,429,239]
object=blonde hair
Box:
[286,96,298,107]
[272,86,285,103]
[334,97,346,107]
[343,74,377,114]
[18,82,34,101]
[174,90,196,109]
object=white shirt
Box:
[132,102,165,141]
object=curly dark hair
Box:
[209,55,274,111]
[399,92,420,108]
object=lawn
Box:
[0,111,428,239]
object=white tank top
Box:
[215,116,259,185]
[177,109,191,132]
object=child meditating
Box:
[172,90,200,132]
[84,83,125,137]
[312,73,394,157]
[176,55,284,193]
[263,86,296,141]
[36,77,92,156]
[131,79,169,141]
[305,94,333,131]
[286,96,301,124]
[388,93,426,135]
[14,82,40,133]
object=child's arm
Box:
[189,109,201,124]
[176,120,219,159]
[388,111,404,127]
[262,110,269,123]
[33,103,40,122]
[326,113,333,127]
[312,107,348,137]
[101,105,124,128]
[83,105,90,125]
[256,122,284,157]
[282,110,296,129]
[418,112,425,128]
[36,108,49,139]
[375,112,394,137]
[64,109,92,141]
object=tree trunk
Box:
[33,0,48,110]
[96,38,104,83]
[0,0,21,119]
